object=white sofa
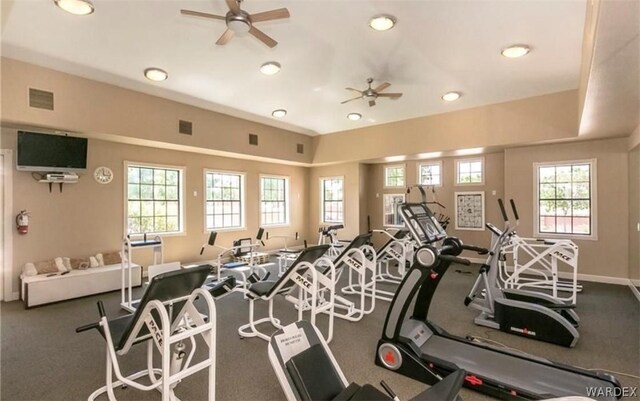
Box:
[20,263,141,308]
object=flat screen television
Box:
[17,131,88,173]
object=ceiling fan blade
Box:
[216,29,235,45]
[180,10,226,20]
[374,82,391,92]
[341,96,362,104]
[345,87,363,93]
[250,8,290,23]
[377,93,403,99]
[369,100,376,107]
[249,26,277,48]
[226,0,241,14]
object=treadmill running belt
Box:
[419,335,617,400]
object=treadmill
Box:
[375,202,621,400]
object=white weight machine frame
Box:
[237,248,337,343]
[121,234,164,312]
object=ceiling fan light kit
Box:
[369,15,396,31]
[144,68,168,82]
[181,0,290,48]
[53,0,94,15]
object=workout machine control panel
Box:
[399,203,447,244]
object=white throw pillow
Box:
[23,263,37,277]
[63,257,72,271]
[54,257,67,272]
[96,253,105,266]
[89,256,99,268]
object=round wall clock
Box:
[94,166,114,184]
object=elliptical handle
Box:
[497,199,508,222]
[509,199,520,220]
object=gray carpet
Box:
[1,264,638,401]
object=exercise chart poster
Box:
[455,192,485,231]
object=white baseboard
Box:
[629,281,640,303]
[8,291,19,301]
[467,257,486,265]
[631,278,640,287]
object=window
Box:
[384,165,405,188]
[384,194,405,227]
[260,175,289,226]
[205,171,244,230]
[126,163,183,235]
[418,162,442,186]
[321,177,344,223]
[535,160,596,238]
[456,158,484,185]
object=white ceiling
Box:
[2,0,587,136]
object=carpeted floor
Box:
[1,263,638,401]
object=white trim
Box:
[1,150,16,301]
[319,176,345,225]
[123,161,186,237]
[629,282,640,303]
[416,160,443,187]
[533,159,598,241]
[203,169,247,232]
[259,174,290,227]
[382,193,406,228]
[384,164,406,189]
[455,157,485,186]
[454,191,485,231]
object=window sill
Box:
[262,223,291,228]
[127,231,186,239]
[534,232,598,241]
[203,226,247,234]
[454,182,485,186]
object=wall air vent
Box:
[249,134,258,146]
[28,88,54,110]
[297,143,304,154]
[178,120,193,135]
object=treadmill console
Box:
[399,203,447,244]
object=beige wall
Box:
[366,153,505,258]
[505,138,629,278]
[629,145,639,282]
[1,58,313,164]
[2,127,309,296]
[313,90,579,164]
[307,163,363,242]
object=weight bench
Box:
[76,265,217,401]
[269,320,465,401]
[237,245,336,342]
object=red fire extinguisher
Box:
[16,210,30,235]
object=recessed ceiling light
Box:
[144,68,168,82]
[501,45,531,58]
[260,62,281,75]
[442,92,461,102]
[347,113,362,121]
[272,109,287,118]
[53,0,94,15]
[369,15,396,31]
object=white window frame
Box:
[455,157,484,185]
[383,193,406,228]
[203,169,246,232]
[384,164,406,188]
[124,161,186,237]
[533,159,598,241]
[260,174,290,227]
[320,176,344,224]
[417,161,443,187]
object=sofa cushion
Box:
[102,251,121,265]
[23,263,38,277]
[34,260,59,274]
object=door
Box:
[0,152,4,300]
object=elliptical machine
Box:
[465,199,580,347]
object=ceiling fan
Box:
[181,0,290,48]
[341,78,403,107]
